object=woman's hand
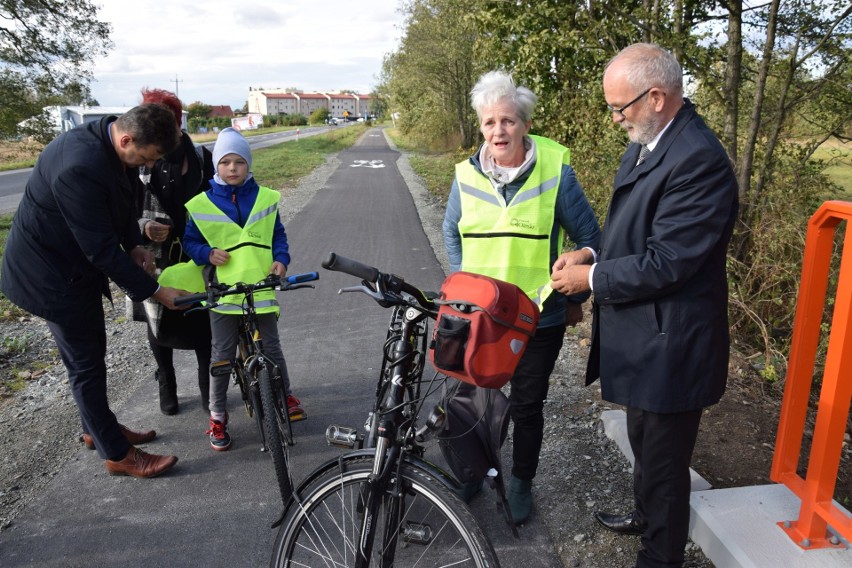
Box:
[144,219,171,243]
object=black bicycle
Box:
[270,253,499,568]
[175,272,318,507]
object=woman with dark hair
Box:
[131,88,215,414]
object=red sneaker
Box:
[287,395,306,422]
[206,413,231,451]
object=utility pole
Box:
[172,74,184,99]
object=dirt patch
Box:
[0,140,41,166]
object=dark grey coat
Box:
[1,117,158,329]
[586,100,739,413]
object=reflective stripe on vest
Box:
[456,135,569,308]
[186,186,281,315]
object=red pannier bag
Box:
[429,271,540,389]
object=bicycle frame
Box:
[319,254,464,567]
[175,273,317,507]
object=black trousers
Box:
[508,324,565,480]
[47,320,129,461]
[626,406,702,568]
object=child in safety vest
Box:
[182,127,305,451]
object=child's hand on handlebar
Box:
[270,261,287,277]
[153,286,192,310]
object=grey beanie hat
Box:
[212,127,252,168]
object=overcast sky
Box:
[90,0,405,109]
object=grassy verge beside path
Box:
[385,128,470,203]
[0,124,326,172]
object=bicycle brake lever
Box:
[282,284,315,291]
[338,283,385,302]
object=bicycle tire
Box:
[258,365,293,506]
[270,455,499,568]
[271,369,294,446]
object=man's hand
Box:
[551,264,592,296]
[153,286,190,310]
[130,246,156,275]
[270,261,287,277]
[209,248,230,266]
[552,249,594,272]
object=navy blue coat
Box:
[586,100,738,413]
[1,117,158,329]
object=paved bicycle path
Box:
[0,128,563,567]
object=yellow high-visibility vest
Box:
[456,135,569,308]
[185,187,281,315]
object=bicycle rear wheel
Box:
[270,456,499,568]
[258,365,293,506]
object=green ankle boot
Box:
[507,475,533,525]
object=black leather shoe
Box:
[593,511,646,535]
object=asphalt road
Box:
[0,128,562,567]
[0,125,339,216]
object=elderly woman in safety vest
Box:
[442,70,601,525]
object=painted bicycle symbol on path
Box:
[350,160,386,168]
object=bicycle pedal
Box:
[401,522,433,546]
[325,425,362,449]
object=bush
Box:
[309,108,330,125]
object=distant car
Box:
[327,118,338,126]
[356,117,365,123]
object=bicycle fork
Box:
[355,330,418,567]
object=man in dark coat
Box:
[1,103,187,478]
[551,43,738,567]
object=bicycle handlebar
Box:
[172,272,319,308]
[321,252,436,312]
[321,252,379,282]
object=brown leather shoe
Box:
[81,424,157,450]
[105,447,178,478]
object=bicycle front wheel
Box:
[258,365,293,506]
[270,456,499,568]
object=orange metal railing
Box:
[770,200,852,550]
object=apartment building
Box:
[247,88,372,119]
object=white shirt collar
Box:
[646,117,675,152]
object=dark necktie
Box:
[636,144,650,166]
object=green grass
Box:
[0,160,36,172]
[813,140,852,196]
[252,125,367,190]
[385,128,471,203]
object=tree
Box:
[187,101,213,120]
[378,0,479,149]
[384,0,852,373]
[0,0,112,137]
[309,108,330,124]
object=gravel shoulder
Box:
[3,130,817,567]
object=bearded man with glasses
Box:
[550,43,739,568]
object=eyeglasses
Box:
[606,88,652,116]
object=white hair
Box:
[606,43,683,96]
[470,70,538,123]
